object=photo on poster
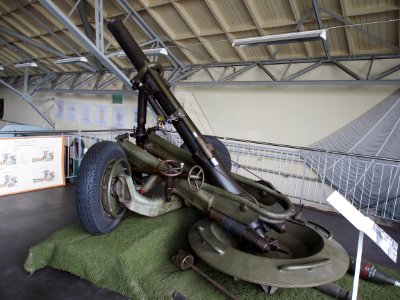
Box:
[55,100,64,119]
[96,105,108,127]
[67,102,78,121]
[81,103,92,125]
[112,106,126,128]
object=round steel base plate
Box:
[188,218,349,288]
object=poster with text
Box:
[131,107,137,127]
[81,103,92,125]
[96,105,108,127]
[0,137,65,196]
[67,102,78,121]
[112,106,126,128]
[56,100,64,119]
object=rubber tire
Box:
[76,141,128,235]
[181,135,232,171]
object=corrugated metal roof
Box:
[0,0,399,76]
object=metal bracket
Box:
[131,62,163,90]
[168,107,186,122]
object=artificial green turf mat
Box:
[24,207,400,300]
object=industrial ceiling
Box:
[0,0,399,93]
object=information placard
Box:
[0,136,65,196]
[327,191,398,263]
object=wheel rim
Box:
[101,158,130,218]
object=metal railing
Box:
[163,132,400,223]
[1,129,399,223]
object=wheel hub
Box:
[101,158,131,218]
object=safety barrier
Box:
[163,132,400,223]
[1,129,399,223]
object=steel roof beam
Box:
[68,0,83,17]
[77,0,96,44]
[243,0,275,60]
[74,73,99,90]
[273,6,314,59]
[220,63,257,82]
[188,54,400,68]
[170,66,202,83]
[320,7,400,53]
[4,57,400,89]
[0,76,55,128]
[39,88,137,95]
[312,0,330,59]
[0,26,98,73]
[29,73,57,95]
[16,0,84,61]
[39,0,132,88]
[284,61,322,81]
[173,80,400,86]
[95,0,104,54]
[257,63,277,81]
[0,37,52,74]
[373,64,400,80]
[115,0,185,70]
[332,61,364,80]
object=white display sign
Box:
[81,103,92,125]
[0,137,65,196]
[327,191,398,262]
[67,102,78,121]
[112,106,126,128]
[56,100,64,119]
[96,105,108,127]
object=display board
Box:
[0,136,65,196]
[327,191,397,262]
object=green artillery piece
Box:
[75,19,349,294]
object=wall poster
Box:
[131,107,137,128]
[67,102,78,121]
[96,105,107,127]
[112,106,126,128]
[55,100,64,119]
[81,103,92,125]
[0,136,65,196]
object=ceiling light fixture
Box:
[15,62,38,68]
[143,48,168,56]
[108,48,168,58]
[55,56,88,64]
[232,29,327,47]
[0,66,4,71]
[115,50,126,58]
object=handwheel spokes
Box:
[187,165,205,192]
[157,160,184,177]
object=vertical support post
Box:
[235,144,240,173]
[95,0,104,53]
[319,155,328,204]
[300,151,307,204]
[78,130,83,172]
[352,231,364,300]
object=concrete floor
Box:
[0,184,399,300]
